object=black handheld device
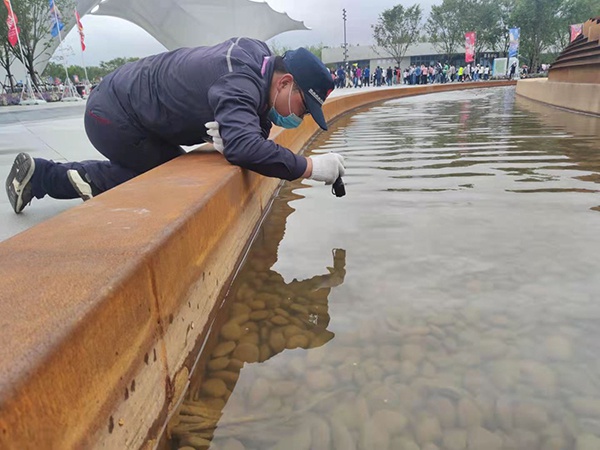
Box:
[332,176,346,197]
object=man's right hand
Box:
[307,153,345,185]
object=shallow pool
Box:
[164,87,600,450]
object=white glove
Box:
[205,121,224,153]
[309,153,345,185]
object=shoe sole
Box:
[67,170,93,201]
[5,153,35,214]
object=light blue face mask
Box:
[268,86,303,129]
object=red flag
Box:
[75,9,85,51]
[465,32,476,63]
[570,24,583,43]
[3,0,19,47]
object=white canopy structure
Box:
[33,0,307,74]
[90,0,307,50]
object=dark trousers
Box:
[31,84,185,200]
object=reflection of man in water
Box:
[211,245,345,371]
[252,247,346,357]
[166,182,347,448]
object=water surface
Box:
[165,87,600,450]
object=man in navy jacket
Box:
[6,38,345,213]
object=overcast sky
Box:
[58,0,439,66]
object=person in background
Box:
[6,38,345,214]
[354,66,362,88]
[435,61,442,83]
[375,66,382,87]
[345,68,353,88]
[336,66,345,88]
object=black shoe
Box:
[6,152,35,214]
[67,169,100,201]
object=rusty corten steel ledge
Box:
[0,81,515,449]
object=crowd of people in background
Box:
[331,60,527,89]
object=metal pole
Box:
[50,0,78,99]
[81,50,89,85]
[75,9,90,89]
[49,1,68,80]
[342,9,348,66]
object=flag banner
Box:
[75,10,86,51]
[48,0,64,38]
[3,0,19,47]
[508,28,520,58]
[465,32,476,63]
[570,24,583,42]
[73,74,79,83]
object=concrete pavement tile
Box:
[1,103,98,242]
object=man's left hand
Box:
[205,121,224,153]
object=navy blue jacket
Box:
[102,38,307,180]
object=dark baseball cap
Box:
[282,47,334,130]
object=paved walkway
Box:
[0,102,92,242]
[328,82,409,98]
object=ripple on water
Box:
[165,87,600,450]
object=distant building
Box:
[322,43,501,72]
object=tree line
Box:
[373,0,599,71]
[41,58,140,84]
